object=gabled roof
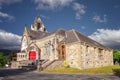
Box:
[26,28,49,40]
[65,29,79,43]
[54,29,66,36]
[25,28,66,40]
[24,27,110,50]
[65,29,110,50]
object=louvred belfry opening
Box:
[29,51,36,60]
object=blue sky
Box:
[0,0,120,50]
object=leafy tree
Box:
[113,50,120,65]
[0,52,9,67]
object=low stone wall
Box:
[11,61,20,69]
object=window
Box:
[94,47,97,53]
[86,46,89,53]
[98,48,103,58]
[46,44,50,56]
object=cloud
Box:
[0,12,14,22]
[0,0,22,9]
[33,0,86,20]
[93,15,107,23]
[89,29,120,50]
[72,2,86,19]
[34,0,74,10]
[114,5,120,8]
[81,26,86,29]
[0,0,22,22]
[39,14,50,19]
[0,12,14,20]
[0,29,21,50]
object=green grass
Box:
[43,65,120,74]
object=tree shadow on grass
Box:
[113,68,120,77]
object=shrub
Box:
[62,61,70,68]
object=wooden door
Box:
[58,44,66,60]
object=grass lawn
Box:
[43,65,120,74]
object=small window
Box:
[86,46,89,53]
[98,48,103,58]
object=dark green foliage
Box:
[113,50,120,60]
[113,50,120,64]
[0,52,9,67]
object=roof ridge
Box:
[72,29,80,42]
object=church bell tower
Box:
[31,17,47,32]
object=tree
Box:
[0,52,9,67]
[113,50,120,65]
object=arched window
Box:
[37,23,41,30]
[86,46,89,53]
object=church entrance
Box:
[29,51,36,60]
[58,43,66,60]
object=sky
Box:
[0,0,120,50]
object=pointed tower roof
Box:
[31,17,47,32]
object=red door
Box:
[29,51,36,60]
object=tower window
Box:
[37,23,41,30]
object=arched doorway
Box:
[28,44,40,61]
[58,43,66,60]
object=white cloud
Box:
[34,0,74,10]
[0,0,22,22]
[0,12,14,22]
[0,12,14,20]
[33,0,86,20]
[72,2,85,19]
[93,15,107,23]
[89,29,120,50]
[0,0,22,9]
[0,29,21,50]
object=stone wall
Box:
[11,61,20,69]
[80,42,113,69]
[66,41,113,69]
[66,42,82,69]
[35,34,64,61]
[17,52,28,61]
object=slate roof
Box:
[55,29,65,36]
[26,27,110,50]
[65,29,110,50]
[26,28,66,40]
[26,28,49,40]
[65,30,79,43]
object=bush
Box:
[62,61,70,68]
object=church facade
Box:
[11,18,113,69]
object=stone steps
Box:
[46,60,63,69]
[41,60,63,70]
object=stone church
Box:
[11,17,113,70]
